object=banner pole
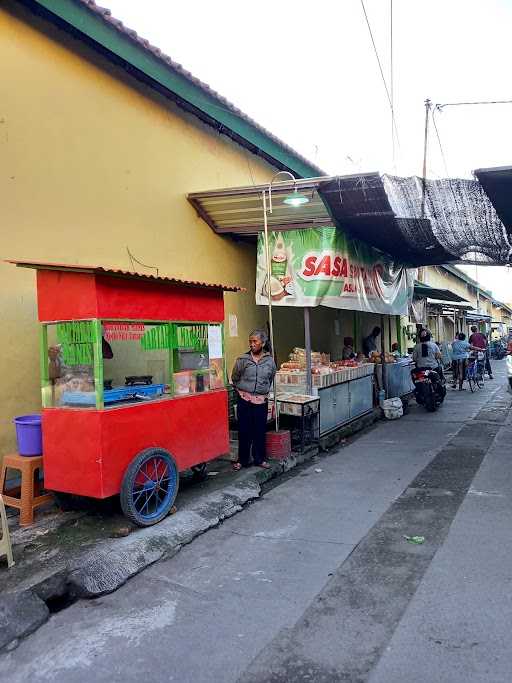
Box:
[262,190,278,431]
[380,314,387,399]
[304,307,312,395]
[262,190,275,361]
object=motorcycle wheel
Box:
[425,384,437,412]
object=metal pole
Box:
[262,190,275,362]
[262,189,279,432]
[420,98,431,219]
[380,314,386,398]
[304,307,312,395]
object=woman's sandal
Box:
[232,462,242,471]
[256,461,271,469]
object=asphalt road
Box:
[2,361,511,682]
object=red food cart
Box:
[10,260,241,526]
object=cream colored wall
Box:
[0,3,277,456]
[423,267,477,305]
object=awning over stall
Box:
[465,310,492,322]
[474,166,512,245]
[188,172,512,267]
[413,282,470,304]
[427,300,472,310]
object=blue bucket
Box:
[13,414,42,456]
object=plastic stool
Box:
[0,494,14,568]
[0,454,53,526]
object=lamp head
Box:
[283,188,310,207]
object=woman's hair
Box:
[249,329,271,352]
[421,331,431,357]
[458,332,466,341]
[343,337,353,346]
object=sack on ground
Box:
[382,397,403,420]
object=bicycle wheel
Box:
[476,371,484,389]
[466,366,476,392]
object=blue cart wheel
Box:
[120,448,179,526]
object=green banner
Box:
[256,227,413,315]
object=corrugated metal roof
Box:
[188,177,333,235]
[7,260,244,292]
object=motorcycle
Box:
[411,366,446,412]
[490,341,507,360]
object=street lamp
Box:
[262,171,310,360]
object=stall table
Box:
[275,394,320,452]
[276,364,374,436]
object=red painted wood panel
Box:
[43,409,103,496]
[95,276,225,322]
[36,271,225,322]
[37,271,98,321]
[42,391,229,498]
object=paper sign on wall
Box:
[228,314,238,338]
[208,325,223,359]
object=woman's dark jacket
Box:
[231,352,276,396]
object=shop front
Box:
[188,177,418,442]
[255,226,413,436]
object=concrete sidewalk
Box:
[1,361,509,680]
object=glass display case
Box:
[42,319,225,409]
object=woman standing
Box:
[450,333,480,390]
[231,330,276,470]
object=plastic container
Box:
[266,430,291,461]
[174,371,191,395]
[13,414,43,456]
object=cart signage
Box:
[104,322,145,342]
[256,226,412,315]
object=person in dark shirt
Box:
[362,327,381,357]
[469,325,493,379]
[342,337,355,360]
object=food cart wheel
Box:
[120,447,179,527]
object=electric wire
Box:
[126,247,159,277]
[436,99,512,109]
[431,107,450,178]
[390,0,395,169]
[359,0,400,149]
